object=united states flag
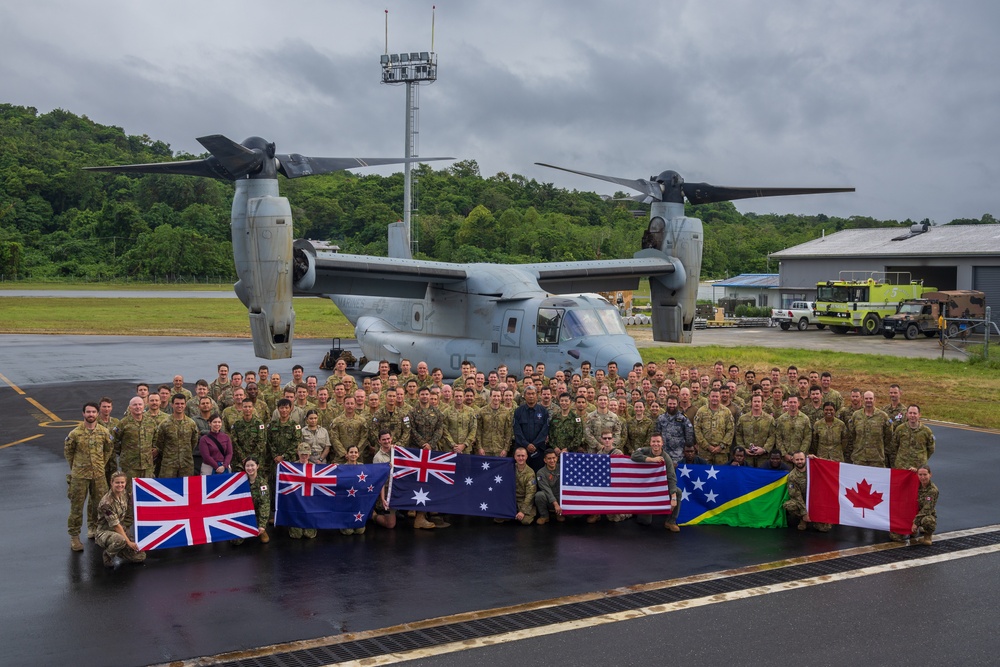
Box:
[560,453,672,514]
[133,473,258,551]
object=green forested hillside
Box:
[1,104,992,281]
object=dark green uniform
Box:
[230,416,268,473]
[370,406,412,453]
[548,412,585,452]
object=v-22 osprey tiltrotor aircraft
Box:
[87,135,853,375]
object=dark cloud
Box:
[2,0,998,222]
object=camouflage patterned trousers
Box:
[67,476,108,536]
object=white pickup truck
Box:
[771,301,826,331]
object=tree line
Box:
[1,104,994,281]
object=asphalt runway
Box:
[1,334,997,667]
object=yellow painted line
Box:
[25,397,61,422]
[0,434,43,450]
[0,371,26,394]
[175,525,1000,667]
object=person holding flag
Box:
[372,431,397,530]
[234,457,270,545]
[95,471,146,568]
[785,451,830,531]
[339,445,367,536]
[631,433,680,531]
[911,465,938,545]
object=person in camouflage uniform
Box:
[774,396,812,465]
[444,390,478,454]
[819,372,843,411]
[656,396,694,465]
[783,451,830,531]
[584,395,622,453]
[267,399,303,482]
[534,449,563,524]
[892,405,935,471]
[230,399,269,474]
[812,402,848,462]
[548,392,585,453]
[330,396,368,463]
[849,391,893,467]
[208,363,231,403]
[234,457,270,544]
[625,400,655,456]
[632,434,681,531]
[506,447,537,525]
[97,398,120,485]
[694,389,735,465]
[65,402,113,550]
[800,386,825,425]
[911,465,938,545]
[735,394,775,468]
[155,395,200,478]
[410,386,445,450]
[882,384,906,428]
[477,390,513,456]
[113,396,158,488]
[221,388,246,433]
[94,472,146,567]
[313,388,339,431]
[371,390,411,452]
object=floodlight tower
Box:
[381,8,439,257]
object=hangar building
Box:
[768,223,1000,326]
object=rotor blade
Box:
[535,162,659,200]
[83,158,225,180]
[683,183,855,205]
[276,155,453,178]
[196,135,264,179]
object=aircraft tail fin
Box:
[387,221,413,259]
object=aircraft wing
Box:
[525,256,677,294]
[306,252,467,299]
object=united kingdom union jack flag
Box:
[276,461,340,496]
[133,473,258,551]
[392,446,457,485]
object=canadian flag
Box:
[806,458,919,533]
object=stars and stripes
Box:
[560,453,672,514]
[133,473,258,551]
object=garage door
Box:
[973,267,1000,328]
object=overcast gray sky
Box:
[2,0,998,223]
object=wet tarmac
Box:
[1,335,997,666]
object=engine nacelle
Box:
[231,179,295,359]
[637,201,703,343]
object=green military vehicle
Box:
[881,290,986,339]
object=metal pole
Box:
[985,306,991,360]
[403,80,413,251]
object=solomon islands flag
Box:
[390,446,516,519]
[676,464,789,528]
[274,461,390,530]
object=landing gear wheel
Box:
[797,318,809,331]
[861,313,881,336]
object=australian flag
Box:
[133,473,259,551]
[275,461,391,530]
[390,447,516,519]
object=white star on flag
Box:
[691,478,706,491]
[357,472,368,482]
[678,465,692,478]
[411,488,430,505]
[705,490,719,504]
[480,502,488,511]
[494,475,503,484]
[354,512,364,522]
[705,467,719,480]
[347,487,357,497]
[481,462,491,470]
[682,489,691,502]
[465,477,473,485]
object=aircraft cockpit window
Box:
[537,308,562,345]
[560,309,605,341]
[596,308,626,335]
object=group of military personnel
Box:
[64,356,940,562]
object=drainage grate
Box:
[215,530,1000,667]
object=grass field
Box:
[0,297,355,338]
[2,293,997,429]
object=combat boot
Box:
[536,517,549,525]
[917,531,933,546]
[413,513,437,529]
[259,530,270,544]
[70,535,84,552]
[87,526,96,540]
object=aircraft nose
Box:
[594,343,641,373]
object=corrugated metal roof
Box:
[769,225,1000,259]
[714,273,780,288]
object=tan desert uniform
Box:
[694,405,735,465]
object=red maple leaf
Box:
[845,479,884,517]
